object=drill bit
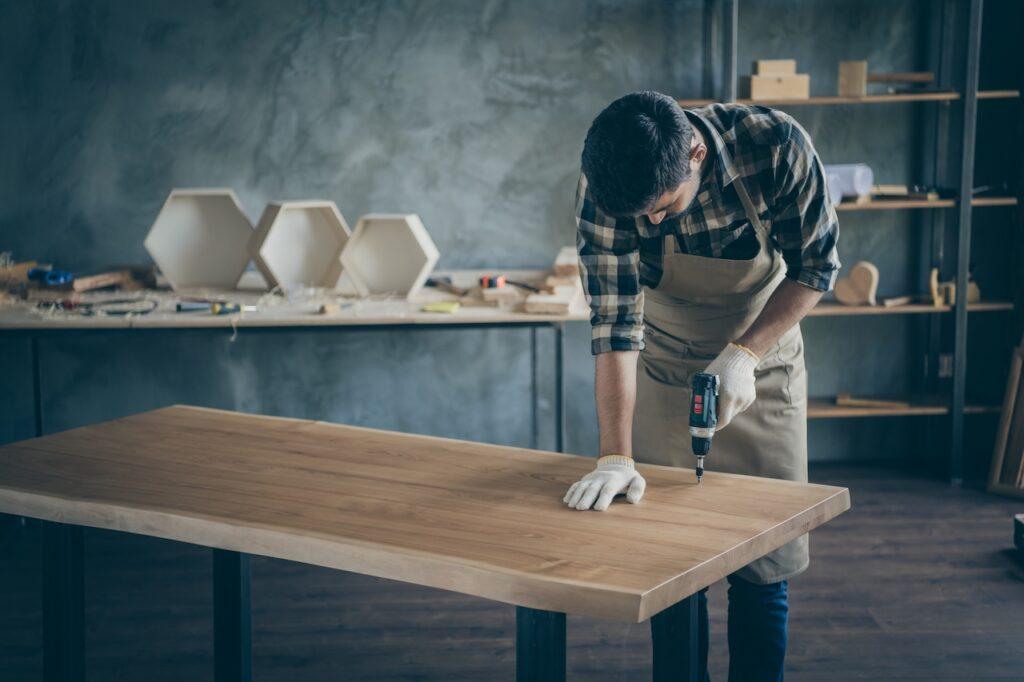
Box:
[696,455,704,484]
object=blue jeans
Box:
[693,575,789,681]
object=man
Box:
[563,91,839,680]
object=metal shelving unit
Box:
[692,0,1018,482]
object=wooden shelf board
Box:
[836,196,1017,211]
[977,90,1020,100]
[678,90,1017,108]
[971,196,1019,207]
[677,92,960,107]
[837,199,954,211]
[808,397,1000,419]
[808,301,1013,317]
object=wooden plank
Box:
[0,406,849,623]
[753,59,796,76]
[976,90,1020,99]
[677,92,960,107]
[1001,364,1024,486]
[835,395,911,410]
[837,199,956,211]
[808,301,1013,317]
[678,90,1016,108]
[836,197,1017,210]
[552,247,579,278]
[989,348,1024,490]
[866,71,934,83]
[809,397,999,419]
[971,196,1019,207]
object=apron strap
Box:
[731,177,771,242]
[662,176,771,256]
[663,220,679,254]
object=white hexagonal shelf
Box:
[143,188,254,291]
[340,214,440,299]
[248,201,351,289]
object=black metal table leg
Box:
[213,549,252,682]
[651,594,704,682]
[32,336,44,437]
[516,606,566,682]
[43,522,84,682]
[530,325,539,449]
[553,322,566,453]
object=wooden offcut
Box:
[838,60,868,97]
[867,71,935,83]
[0,406,849,622]
[836,394,912,410]
[834,261,880,306]
[753,59,796,75]
[553,247,580,277]
[745,74,810,100]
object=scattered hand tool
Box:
[174,299,257,315]
[37,298,158,316]
[689,372,720,484]
[479,274,541,293]
[421,301,461,314]
[479,274,507,289]
[28,267,74,287]
[426,276,468,297]
[506,280,541,293]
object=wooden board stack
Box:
[743,59,810,100]
[524,247,585,315]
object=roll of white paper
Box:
[825,172,844,206]
[824,163,874,199]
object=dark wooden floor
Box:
[2,464,1023,681]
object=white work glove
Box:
[704,342,760,430]
[563,455,646,511]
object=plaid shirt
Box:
[576,103,840,355]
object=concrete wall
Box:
[0,1,1014,468]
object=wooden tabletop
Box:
[0,406,849,622]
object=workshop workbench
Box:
[0,405,849,681]
[0,269,588,451]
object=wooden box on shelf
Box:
[743,58,810,100]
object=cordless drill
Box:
[689,372,720,484]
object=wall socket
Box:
[938,353,954,379]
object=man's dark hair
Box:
[581,91,694,217]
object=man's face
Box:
[644,135,708,225]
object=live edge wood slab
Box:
[0,405,849,623]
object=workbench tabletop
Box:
[0,406,849,621]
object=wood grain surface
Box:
[0,406,849,622]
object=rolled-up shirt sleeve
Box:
[574,174,645,354]
[769,114,841,292]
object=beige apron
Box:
[632,175,809,584]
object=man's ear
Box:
[690,143,707,165]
